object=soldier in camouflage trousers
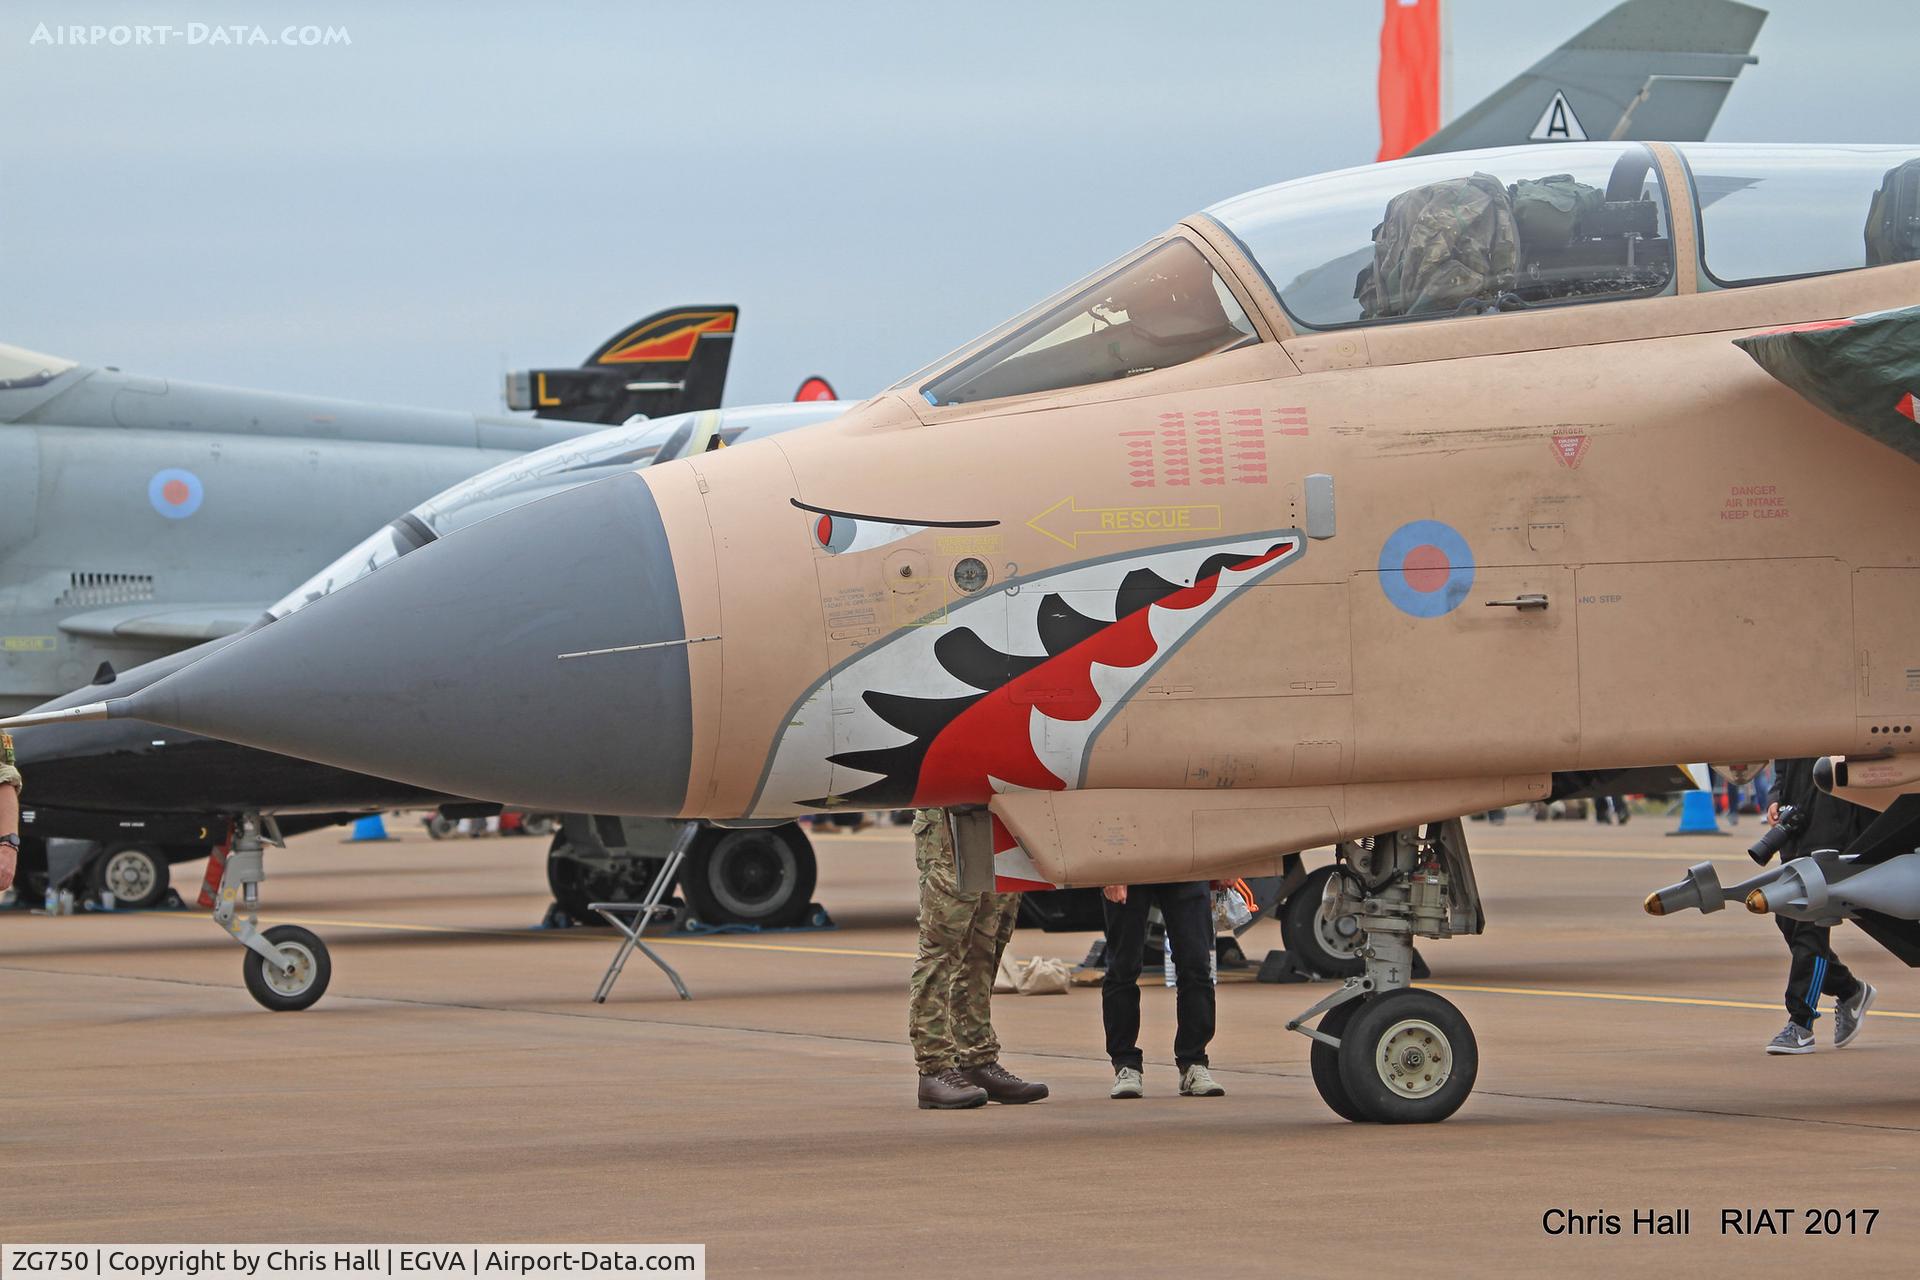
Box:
[0,731,22,893]
[909,807,1049,1109]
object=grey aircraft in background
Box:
[1411,0,1767,157]
[0,306,739,714]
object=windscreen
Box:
[0,342,76,389]
[916,238,1256,407]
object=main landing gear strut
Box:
[1285,820,1484,1123]
[216,813,332,1011]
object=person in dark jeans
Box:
[1100,880,1224,1098]
[1759,757,1878,1054]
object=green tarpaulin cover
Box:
[1734,304,1920,465]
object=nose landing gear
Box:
[215,813,331,1011]
[1286,820,1483,1123]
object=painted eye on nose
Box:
[794,499,999,557]
[811,512,919,555]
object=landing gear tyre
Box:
[1308,999,1368,1123]
[682,825,815,928]
[88,843,170,911]
[1280,864,1364,978]
[545,836,665,923]
[1334,989,1477,1124]
[242,924,331,1012]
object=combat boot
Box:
[917,1068,988,1109]
[963,1061,1049,1104]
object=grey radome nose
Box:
[124,470,695,815]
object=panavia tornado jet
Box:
[18,139,1920,1122]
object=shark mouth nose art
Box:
[749,531,1306,820]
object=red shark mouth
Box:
[904,541,1296,805]
[748,532,1304,817]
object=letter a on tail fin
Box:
[1406,0,1767,157]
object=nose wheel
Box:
[215,814,333,1011]
[241,923,332,1011]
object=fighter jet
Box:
[29,138,1920,1122]
[0,0,1763,938]
[7,400,846,936]
[0,306,736,714]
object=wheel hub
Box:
[1315,897,1363,957]
[263,942,316,996]
[1376,1018,1451,1099]
[104,850,157,901]
[712,839,795,916]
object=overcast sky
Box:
[3,1,1911,413]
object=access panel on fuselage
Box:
[1575,557,1854,765]
[1349,563,1579,779]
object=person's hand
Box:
[1766,802,1781,825]
[0,844,15,894]
[1102,884,1127,904]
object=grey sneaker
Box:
[1109,1066,1144,1099]
[1179,1063,1226,1096]
[1834,982,1877,1049]
[1765,1022,1815,1055]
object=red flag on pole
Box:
[1377,0,1442,162]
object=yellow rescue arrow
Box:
[1026,497,1224,549]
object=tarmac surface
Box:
[4,812,1918,1277]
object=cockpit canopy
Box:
[0,342,76,391]
[1211,142,1677,328]
[904,143,1920,410]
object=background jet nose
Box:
[128,470,696,815]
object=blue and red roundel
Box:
[1378,519,1474,617]
[148,468,204,519]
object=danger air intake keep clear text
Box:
[1,1248,702,1280]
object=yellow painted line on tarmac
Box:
[1471,846,1752,862]
[140,908,918,960]
[1426,981,1920,1020]
[129,909,1918,1020]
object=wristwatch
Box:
[0,834,20,850]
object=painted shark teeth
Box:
[748,531,1304,817]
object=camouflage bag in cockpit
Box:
[1508,174,1606,254]
[1356,172,1519,319]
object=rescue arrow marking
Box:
[1026,497,1224,549]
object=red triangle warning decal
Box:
[1551,432,1590,468]
[1898,391,1918,423]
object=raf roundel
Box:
[1378,519,1474,617]
[148,468,205,520]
